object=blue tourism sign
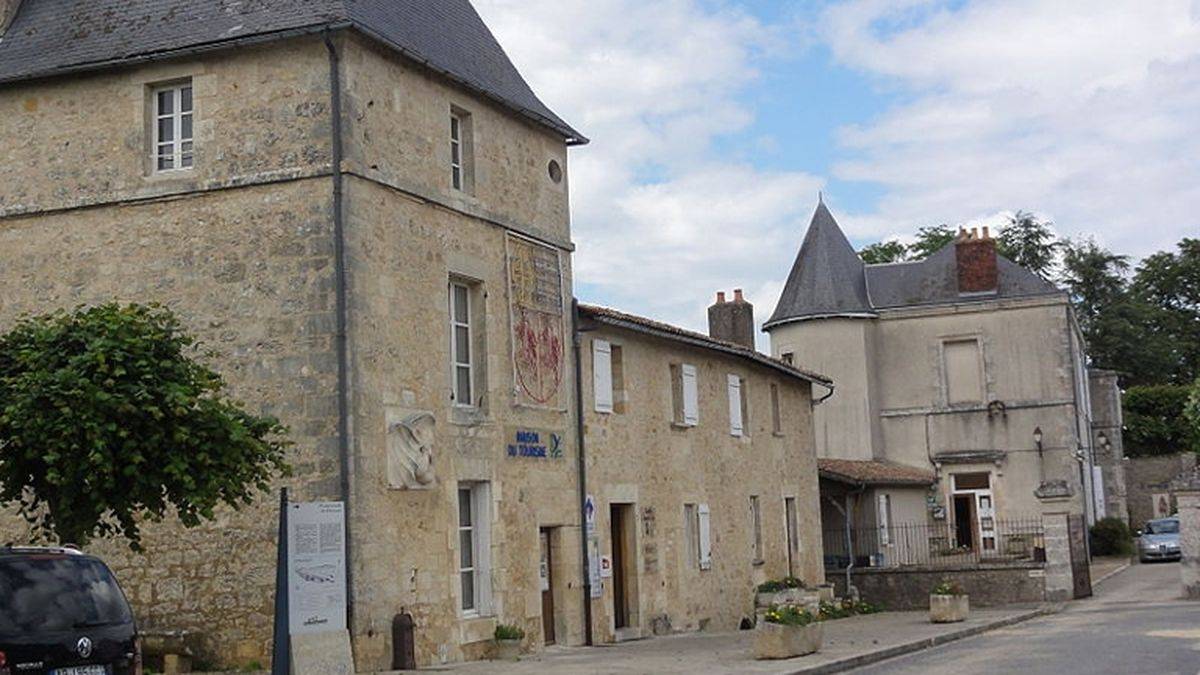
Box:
[505,427,565,459]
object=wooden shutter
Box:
[682,364,699,426]
[727,374,743,437]
[697,503,712,570]
[593,339,613,413]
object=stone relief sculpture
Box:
[388,412,436,490]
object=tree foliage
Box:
[1123,385,1197,457]
[859,240,910,265]
[0,303,290,549]
[996,211,1061,279]
[908,224,956,260]
[1186,379,1200,454]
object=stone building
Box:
[1127,453,1197,528]
[576,301,829,642]
[765,201,1102,556]
[0,0,588,668]
[1088,368,1128,524]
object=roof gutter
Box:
[585,312,832,389]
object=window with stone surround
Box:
[943,337,984,405]
[153,81,193,172]
[458,481,492,615]
[450,107,474,193]
[750,495,763,564]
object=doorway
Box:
[953,494,975,549]
[539,528,556,645]
[784,497,799,578]
[610,503,636,631]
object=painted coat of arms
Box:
[507,234,566,408]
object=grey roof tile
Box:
[0,0,584,143]
[765,201,874,327]
[766,202,1063,327]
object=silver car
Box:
[1137,517,1181,563]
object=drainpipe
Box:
[324,28,356,636]
[571,299,594,645]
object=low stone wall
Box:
[828,563,1046,611]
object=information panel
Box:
[287,501,348,635]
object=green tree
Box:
[1123,385,1197,456]
[1132,238,1200,384]
[0,303,291,549]
[1186,378,1200,453]
[908,224,956,260]
[1056,238,1176,384]
[997,211,1061,280]
[859,240,910,264]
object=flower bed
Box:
[754,605,824,660]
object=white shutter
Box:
[727,374,743,437]
[877,493,891,545]
[682,364,699,426]
[593,339,613,413]
[697,503,712,570]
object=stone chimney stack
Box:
[708,288,755,349]
[0,0,23,36]
[956,226,999,294]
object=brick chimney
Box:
[708,289,755,349]
[956,226,998,294]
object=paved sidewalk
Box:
[1089,555,1131,587]
[431,604,1050,674]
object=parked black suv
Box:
[0,546,141,675]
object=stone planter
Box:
[929,594,969,623]
[494,638,522,660]
[753,621,824,660]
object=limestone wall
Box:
[0,178,339,664]
[581,324,824,642]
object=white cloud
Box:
[474,0,823,332]
[821,0,1200,256]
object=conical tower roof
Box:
[765,201,875,328]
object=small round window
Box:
[548,159,563,184]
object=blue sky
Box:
[475,0,1200,335]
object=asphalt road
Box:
[851,561,1200,675]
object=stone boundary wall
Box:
[829,563,1046,611]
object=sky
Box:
[473,0,1200,337]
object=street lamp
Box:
[1034,427,1044,481]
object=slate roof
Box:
[765,203,1063,328]
[765,201,874,328]
[817,459,937,486]
[578,303,833,388]
[0,0,585,144]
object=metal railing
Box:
[823,518,1045,569]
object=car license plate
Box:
[52,666,109,675]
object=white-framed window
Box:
[750,495,763,563]
[153,81,193,172]
[449,281,474,407]
[593,339,614,414]
[458,481,492,614]
[450,108,473,192]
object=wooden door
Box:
[539,528,556,644]
[610,504,629,629]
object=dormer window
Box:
[154,81,193,172]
